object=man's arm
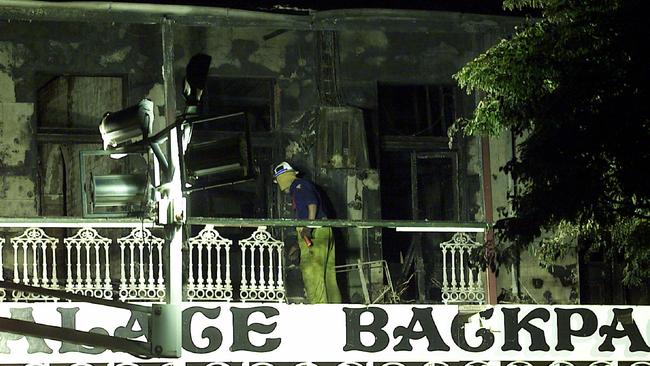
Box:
[307,203,317,220]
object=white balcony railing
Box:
[0,219,486,304]
[440,232,485,304]
[186,225,233,301]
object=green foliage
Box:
[453,0,650,284]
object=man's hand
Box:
[300,227,313,243]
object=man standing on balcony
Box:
[273,161,342,304]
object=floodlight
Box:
[91,174,151,209]
[99,99,154,149]
[183,134,252,190]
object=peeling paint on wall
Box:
[0,42,17,103]
[0,175,37,217]
[285,140,303,160]
[99,46,133,67]
[203,27,296,73]
[0,103,33,167]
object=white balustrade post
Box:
[187,239,195,291]
[240,244,248,291]
[450,249,457,289]
[0,238,3,282]
[22,241,29,285]
[225,243,232,290]
[459,247,466,289]
[50,241,58,287]
[94,244,102,288]
[276,244,284,289]
[147,242,155,288]
[197,241,204,289]
[41,241,49,287]
[120,242,126,288]
[103,242,111,288]
[129,242,136,287]
[267,246,275,288]
[31,242,39,286]
[157,240,164,288]
[215,244,223,288]
[250,243,256,290]
[13,241,19,283]
[66,242,72,289]
[138,240,145,288]
[84,242,92,288]
[75,242,82,290]
[206,242,214,287]
[258,245,266,290]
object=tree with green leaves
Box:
[452,0,649,284]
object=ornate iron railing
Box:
[0,218,487,304]
[441,232,485,304]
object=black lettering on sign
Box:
[182,306,222,353]
[230,306,280,352]
[554,308,597,351]
[393,307,450,351]
[502,307,550,351]
[0,307,53,354]
[343,307,389,352]
[451,308,495,352]
[57,307,108,354]
[114,310,149,341]
[598,308,650,352]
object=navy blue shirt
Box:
[289,178,327,220]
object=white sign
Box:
[2,303,650,363]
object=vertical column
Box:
[197,241,204,290]
[75,242,83,290]
[147,242,155,290]
[160,17,182,357]
[275,244,283,289]
[94,244,102,289]
[66,241,73,289]
[13,241,19,283]
[84,242,92,289]
[215,244,222,290]
[104,242,111,289]
[31,242,39,286]
[50,240,58,287]
[225,243,232,290]
[120,242,127,289]
[41,241,49,287]
[187,240,195,294]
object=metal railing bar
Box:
[0,216,486,232]
[188,217,487,232]
[0,217,159,228]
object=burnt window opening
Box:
[188,77,275,220]
[377,84,455,137]
[376,83,462,304]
